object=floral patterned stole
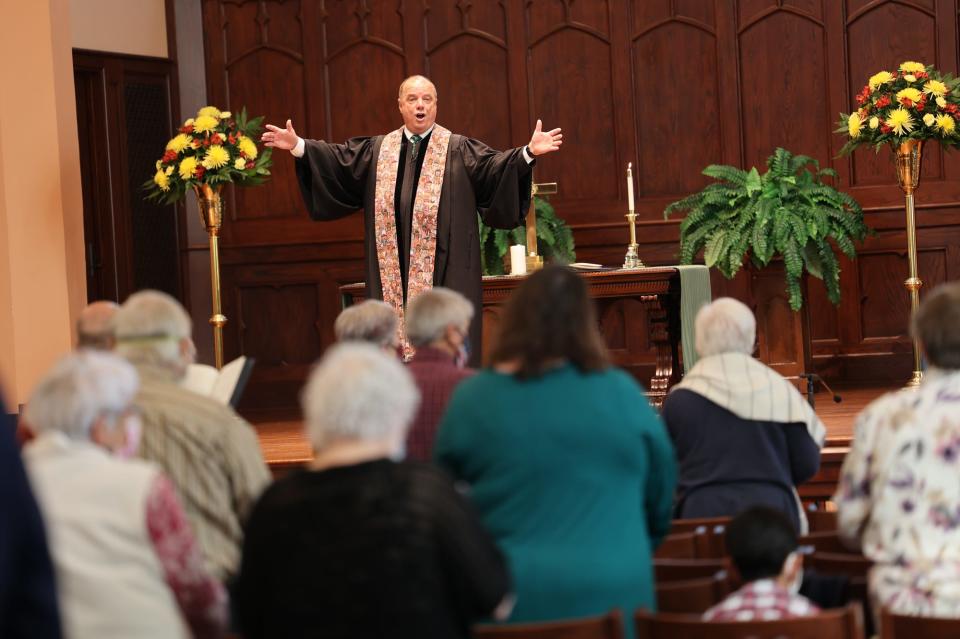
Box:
[374,124,451,356]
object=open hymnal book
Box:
[181,356,255,408]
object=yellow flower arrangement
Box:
[145,106,273,204]
[839,62,960,154]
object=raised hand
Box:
[261,119,299,150]
[527,119,563,156]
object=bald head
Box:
[398,75,436,99]
[77,300,121,350]
[398,75,438,135]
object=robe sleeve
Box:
[459,138,534,230]
[294,137,376,220]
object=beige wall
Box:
[0,0,86,407]
[71,0,167,58]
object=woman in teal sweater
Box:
[435,266,676,631]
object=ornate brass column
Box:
[193,184,227,369]
[894,139,924,387]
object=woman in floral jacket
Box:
[836,281,960,619]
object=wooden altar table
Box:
[340,267,684,407]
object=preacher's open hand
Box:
[262,119,299,150]
[527,119,562,156]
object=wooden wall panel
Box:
[194,0,960,417]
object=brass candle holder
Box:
[894,139,924,388]
[193,184,227,369]
[525,179,557,272]
[623,163,643,269]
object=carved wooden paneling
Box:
[191,0,960,417]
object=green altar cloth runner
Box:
[675,264,712,373]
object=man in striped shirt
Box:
[113,290,271,581]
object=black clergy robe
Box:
[295,129,534,365]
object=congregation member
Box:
[404,287,475,460]
[236,343,511,639]
[704,507,819,621]
[75,300,120,350]
[0,395,61,639]
[662,297,825,533]
[435,265,676,633]
[836,281,960,618]
[22,351,227,638]
[334,299,400,354]
[113,290,271,581]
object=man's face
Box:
[398,79,437,135]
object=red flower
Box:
[876,95,892,108]
[195,166,206,180]
[228,133,237,144]
[916,98,927,111]
[161,150,177,163]
[917,71,929,79]
[245,160,254,169]
[210,134,223,145]
[902,98,913,108]
[179,125,194,134]
[881,124,893,134]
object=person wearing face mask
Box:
[112,290,271,582]
[404,287,475,461]
[235,344,511,639]
[262,75,563,364]
[703,506,819,621]
[22,351,227,638]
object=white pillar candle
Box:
[627,162,635,211]
[510,244,527,275]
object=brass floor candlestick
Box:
[194,184,227,369]
[623,163,643,268]
[894,139,923,388]
[526,179,557,272]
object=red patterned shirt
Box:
[146,475,228,638]
[703,579,819,621]
[406,347,474,461]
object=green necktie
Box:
[410,134,422,160]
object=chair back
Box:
[654,558,730,582]
[798,531,851,554]
[654,532,698,559]
[670,517,730,534]
[634,603,864,638]
[807,552,873,578]
[473,610,624,639]
[655,573,730,613]
[807,508,838,532]
[880,609,960,638]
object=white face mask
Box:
[783,551,803,594]
[115,414,142,460]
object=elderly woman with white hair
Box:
[662,297,826,532]
[334,299,400,354]
[22,351,227,638]
[235,343,510,639]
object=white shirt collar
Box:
[403,125,434,140]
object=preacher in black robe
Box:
[264,75,563,364]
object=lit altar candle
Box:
[627,162,635,211]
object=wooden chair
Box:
[654,531,698,559]
[798,531,852,554]
[654,558,730,582]
[669,517,729,557]
[807,552,872,579]
[807,508,839,532]
[473,610,624,639]
[880,608,960,638]
[634,603,865,638]
[655,572,730,614]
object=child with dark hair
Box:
[704,507,820,621]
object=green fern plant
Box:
[479,196,576,275]
[664,148,870,310]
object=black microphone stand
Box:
[798,373,842,409]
